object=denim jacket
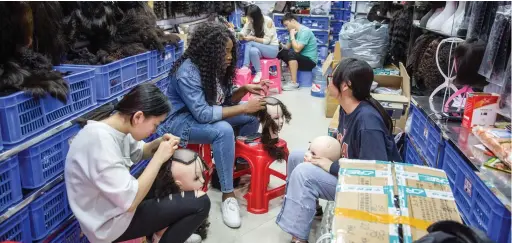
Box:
[157,59,233,146]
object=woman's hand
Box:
[244,83,269,95]
[161,133,180,143]
[153,138,179,165]
[308,156,333,172]
[243,97,266,113]
[244,35,256,41]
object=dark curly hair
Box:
[256,97,292,160]
[170,22,237,105]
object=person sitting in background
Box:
[239,5,279,84]
[278,13,318,91]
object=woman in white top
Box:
[65,83,210,243]
[240,4,279,83]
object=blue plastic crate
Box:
[29,182,72,241]
[425,122,443,168]
[64,52,150,102]
[331,1,344,8]
[47,221,80,243]
[443,142,476,223]
[313,30,329,46]
[155,75,171,95]
[0,156,22,214]
[409,104,427,155]
[343,1,352,9]
[0,207,31,242]
[150,45,175,78]
[331,10,345,21]
[18,124,80,189]
[405,137,423,166]
[330,21,344,34]
[0,67,95,148]
[277,29,289,43]
[470,177,511,243]
[273,14,285,28]
[301,16,330,30]
[175,40,184,61]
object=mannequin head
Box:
[255,97,291,159]
[305,136,341,162]
[154,149,209,197]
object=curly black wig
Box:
[170,22,237,106]
[255,97,292,160]
[388,6,413,65]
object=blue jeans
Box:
[276,150,337,240]
[188,114,260,193]
[243,41,279,72]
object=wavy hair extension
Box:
[170,22,237,105]
[406,34,438,87]
[255,99,292,160]
[388,6,413,65]
[29,2,66,65]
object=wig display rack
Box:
[0,73,167,226]
[408,96,511,243]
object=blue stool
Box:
[297,71,313,87]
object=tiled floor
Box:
[204,88,332,243]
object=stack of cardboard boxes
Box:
[324,42,411,134]
[332,159,462,243]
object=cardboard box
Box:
[323,42,342,118]
[462,92,500,128]
[333,160,399,243]
[332,160,461,243]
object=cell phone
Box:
[243,133,261,143]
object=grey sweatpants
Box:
[276,150,338,240]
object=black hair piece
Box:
[388,6,413,65]
[454,38,488,87]
[29,2,66,65]
[170,22,237,106]
[254,98,292,160]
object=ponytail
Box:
[77,103,115,127]
[366,96,394,135]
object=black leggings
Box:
[277,48,317,71]
[114,191,211,243]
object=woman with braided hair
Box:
[157,22,267,228]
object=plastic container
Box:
[0,66,95,148]
[471,177,511,243]
[409,104,427,156]
[64,52,150,102]
[150,45,175,78]
[425,122,443,168]
[274,14,285,28]
[0,207,31,242]
[154,75,171,94]
[313,30,329,46]
[29,182,72,241]
[175,40,185,61]
[331,1,344,8]
[343,1,352,9]
[311,66,327,97]
[331,9,345,20]
[277,29,289,43]
[18,124,81,189]
[330,21,344,34]
[46,221,80,243]
[301,16,330,30]
[0,155,22,214]
[229,8,243,29]
[405,137,423,165]
[297,71,314,87]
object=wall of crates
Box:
[0,40,185,242]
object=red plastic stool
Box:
[234,138,289,214]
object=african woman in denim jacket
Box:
[157,22,267,229]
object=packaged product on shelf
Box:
[462,93,500,128]
[395,164,461,242]
[472,126,512,167]
[332,159,400,243]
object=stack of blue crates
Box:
[0,41,186,242]
[329,1,352,52]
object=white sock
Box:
[252,72,262,83]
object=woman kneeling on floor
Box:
[276,58,402,243]
[65,83,210,243]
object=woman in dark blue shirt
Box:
[157,22,267,229]
[276,58,402,243]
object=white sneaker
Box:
[221,197,241,228]
[185,234,202,243]
[252,72,262,83]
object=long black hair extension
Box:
[255,97,292,160]
[170,22,237,106]
[245,5,265,38]
[332,58,394,134]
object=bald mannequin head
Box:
[305,136,341,162]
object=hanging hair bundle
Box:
[388,6,413,65]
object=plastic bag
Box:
[310,1,331,15]
[339,19,389,68]
[472,126,512,167]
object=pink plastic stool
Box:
[235,68,252,87]
[258,58,283,95]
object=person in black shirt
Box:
[276,58,402,243]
